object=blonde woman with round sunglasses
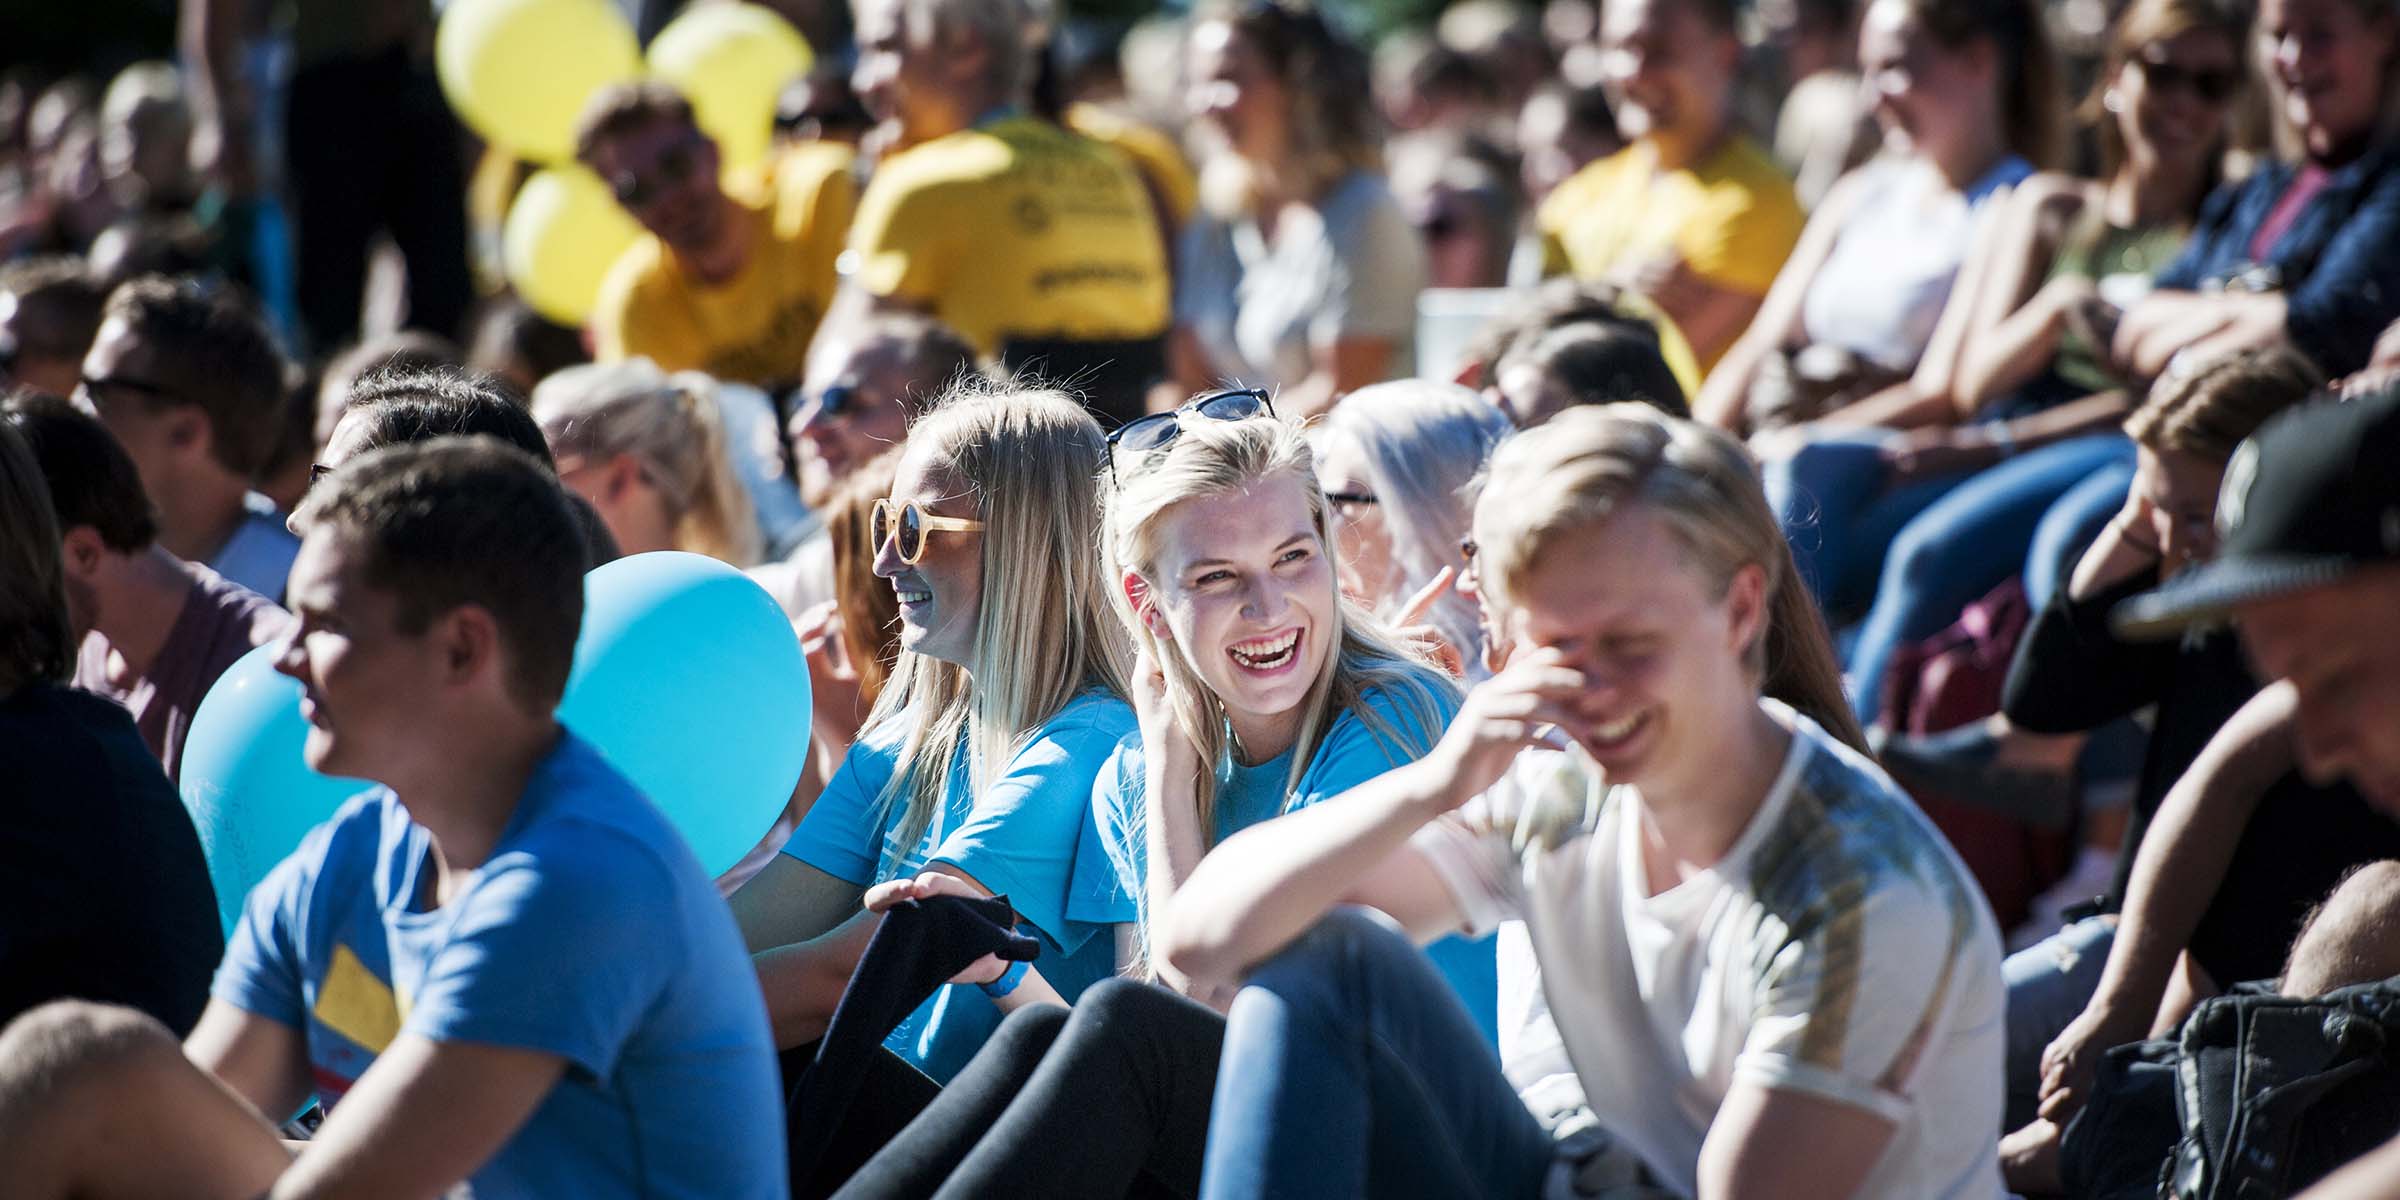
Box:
[730,388,1135,1114]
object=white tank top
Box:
[1800,154,2033,371]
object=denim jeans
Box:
[1769,432,2140,724]
[1201,909,1555,1200]
[2023,457,2136,611]
[2002,913,2117,1132]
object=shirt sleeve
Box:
[1065,736,1145,928]
[927,703,1136,957]
[1312,187,1427,346]
[1409,775,1541,937]
[2151,175,2250,291]
[208,841,318,1029]
[1731,876,1978,1125]
[402,843,680,1081]
[2281,163,2400,375]
[780,729,898,885]
[1293,680,1457,805]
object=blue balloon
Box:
[560,550,811,876]
[180,644,375,937]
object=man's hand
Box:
[1424,647,1597,809]
[2037,999,2148,1123]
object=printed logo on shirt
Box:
[308,943,409,1102]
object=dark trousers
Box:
[285,46,472,355]
[833,978,1224,1200]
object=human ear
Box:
[61,526,108,579]
[1123,573,1170,636]
[1723,563,1768,656]
[606,453,645,502]
[166,408,208,455]
[437,606,502,691]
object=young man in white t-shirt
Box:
[1159,406,2006,1199]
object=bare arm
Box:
[1696,172,1869,431]
[2295,1132,2400,1200]
[179,0,262,194]
[1697,1083,1898,1200]
[1160,649,1596,987]
[2039,684,2298,1119]
[185,1001,313,1124]
[1949,179,2089,414]
[269,1035,565,1200]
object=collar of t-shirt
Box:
[2249,162,2334,265]
[1615,713,1813,929]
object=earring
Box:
[2103,88,2125,114]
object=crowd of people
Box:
[4,0,2400,1195]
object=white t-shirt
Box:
[1413,699,2006,1200]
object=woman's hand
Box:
[862,871,1011,986]
[1130,643,1201,779]
[797,601,867,753]
[1422,646,1598,811]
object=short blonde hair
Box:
[531,361,760,566]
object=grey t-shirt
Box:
[1176,169,1426,389]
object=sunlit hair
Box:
[1476,405,1866,752]
[865,385,1134,877]
[531,360,760,566]
[2124,345,2323,464]
[827,449,906,711]
[0,420,74,695]
[1313,381,1510,667]
[1105,411,1459,842]
[1193,0,1382,218]
[2086,0,2245,182]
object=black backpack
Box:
[2064,978,2400,1200]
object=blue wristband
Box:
[979,958,1030,999]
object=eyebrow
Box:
[1182,531,1314,572]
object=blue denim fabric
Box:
[1766,432,1971,622]
[2152,143,2400,376]
[2003,914,2118,1132]
[1844,434,2140,725]
[2024,457,2136,611]
[1201,908,1555,1200]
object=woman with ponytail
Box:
[1160,404,2003,1199]
[530,360,761,565]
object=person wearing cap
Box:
[2043,385,2400,1200]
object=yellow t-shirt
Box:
[591,141,858,385]
[846,115,1171,355]
[1065,102,1198,227]
[1538,134,1803,306]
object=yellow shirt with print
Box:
[846,115,1170,355]
[591,140,857,385]
[1065,102,1198,227]
[1537,135,1803,360]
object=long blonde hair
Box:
[531,360,760,566]
[1476,405,1866,753]
[865,386,1134,878]
[1105,413,1458,842]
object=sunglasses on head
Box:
[608,137,706,209]
[1104,388,1276,485]
[871,498,987,566]
[2138,56,2242,104]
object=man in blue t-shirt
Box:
[0,437,785,1198]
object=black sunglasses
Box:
[1105,388,1275,485]
[609,137,706,209]
[2138,56,2242,104]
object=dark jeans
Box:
[285,45,472,354]
[1202,909,1552,1200]
[834,978,1223,1200]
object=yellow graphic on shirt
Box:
[313,944,408,1054]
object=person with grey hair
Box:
[829,0,1171,425]
[1310,380,1510,677]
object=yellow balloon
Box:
[647,3,815,171]
[503,166,646,326]
[438,0,644,163]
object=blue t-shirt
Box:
[781,687,1134,1080]
[209,491,300,604]
[213,731,785,1199]
[1072,669,1500,1042]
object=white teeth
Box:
[1228,629,1300,669]
[896,590,932,604]
[1594,712,1643,741]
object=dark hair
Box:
[2126,345,2326,462]
[574,80,699,166]
[342,369,554,467]
[294,437,586,711]
[0,256,105,362]
[2,389,157,552]
[317,330,466,445]
[1901,0,2067,168]
[466,298,590,396]
[2085,0,2246,182]
[1211,1,1381,198]
[1463,275,1658,379]
[100,275,289,479]
[0,419,73,695]
[1500,320,1689,418]
[856,312,983,413]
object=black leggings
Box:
[831,978,1225,1200]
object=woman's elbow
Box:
[1154,905,1241,988]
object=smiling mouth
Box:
[1228,629,1301,671]
[895,588,932,605]
[1586,709,1650,752]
